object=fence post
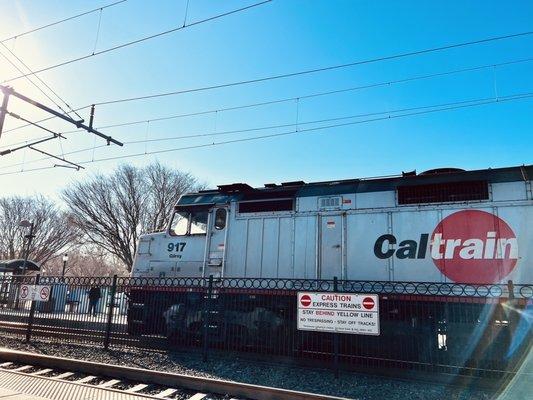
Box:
[104,275,118,350]
[507,280,515,300]
[25,274,40,343]
[506,279,519,362]
[333,276,339,378]
[203,275,214,362]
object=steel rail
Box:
[0,348,347,400]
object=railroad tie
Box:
[98,378,121,388]
[126,383,149,393]
[13,365,33,372]
[155,388,179,398]
[31,368,53,376]
[187,394,207,400]
[54,372,75,379]
[76,375,97,383]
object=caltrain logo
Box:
[373,210,518,284]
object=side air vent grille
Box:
[398,181,489,205]
[319,196,341,210]
[238,199,294,213]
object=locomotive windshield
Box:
[169,209,208,236]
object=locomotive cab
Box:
[132,204,228,278]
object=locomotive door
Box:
[319,214,344,279]
[204,207,228,278]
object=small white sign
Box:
[19,285,51,302]
[297,292,379,335]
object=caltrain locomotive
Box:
[127,165,532,348]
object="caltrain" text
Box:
[374,232,518,260]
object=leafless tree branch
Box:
[61,162,202,271]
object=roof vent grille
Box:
[319,196,341,210]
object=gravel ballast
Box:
[0,337,498,399]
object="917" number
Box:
[167,242,186,252]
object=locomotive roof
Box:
[177,164,532,206]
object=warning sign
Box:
[297,292,379,335]
[19,285,30,301]
[39,286,50,301]
[19,285,51,302]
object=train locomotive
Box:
[127,165,532,355]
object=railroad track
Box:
[0,319,128,338]
[0,348,347,400]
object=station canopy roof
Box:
[0,259,40,273]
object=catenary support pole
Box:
[0,89,10,140]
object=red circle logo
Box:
[431,210,518,284]
[362,297,375,310]
[300,294,312,307]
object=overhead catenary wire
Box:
[0,109,66,158]
[3,110,66,140]
[29,146,83,170]
[80,31,533,106]
[36,92,533,163]
[0,0,128,44]
[0,44,84,120]
[2,0,274,84]
[92,8,103,55]
[1,90,531,174]
[0,0,126,122]
[0,48,70,116]
[69,91,533,145]
[0,84,123,146]
[0,133,63,156]
[89,55,533,117]
[182,0,191,27]
[2,55,532,143]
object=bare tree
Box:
[62,162,202,271]
[144,162,200,232]
[43,247,128,277]
[0,195,79,266]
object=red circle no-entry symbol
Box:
[362,297,375,310]
[300,294,312,307]
[40,287,49,300]
[431,210,518,284]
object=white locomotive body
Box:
[132,165,532,286]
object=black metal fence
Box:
[0,274,531,378]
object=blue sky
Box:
[0,0,531,200]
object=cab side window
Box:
[169,209,208,236]
[169,211,189,236]
[214,208,227,230]
[190,211,208,234]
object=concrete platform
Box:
[0,387,50,399]
[0,371,152,400]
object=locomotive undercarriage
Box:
[127,289,291,348]
[126,289,529,372]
